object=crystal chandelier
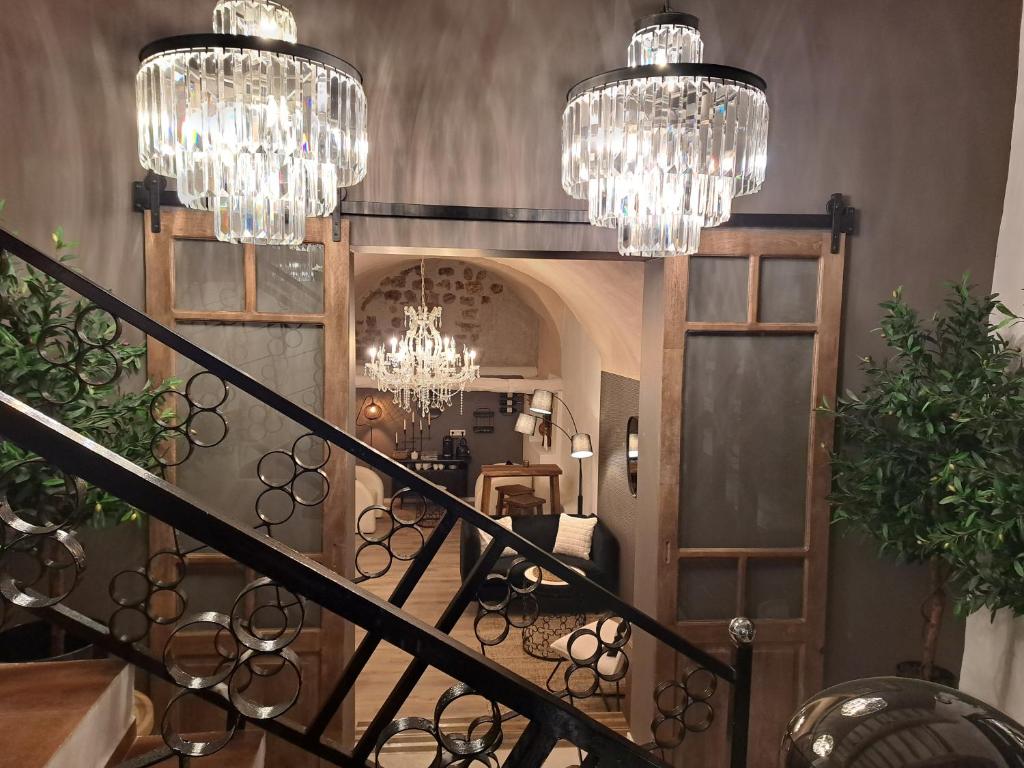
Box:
[364,261,480,417]
[561,6,769,257]
[136,0,368,245]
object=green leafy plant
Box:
[0,213,176,527]
[827,276,1024,681]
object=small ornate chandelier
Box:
[136,0,368,245]
[364,261,480,417]
[561,5,769,257]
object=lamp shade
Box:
[570,433,594,459]
[529,389,554,415]
[364,400,383,421]
[515,413,539,436]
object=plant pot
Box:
[0,621,93,663]
[895,660,957,688]
[960,608,1024,724]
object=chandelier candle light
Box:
[561,5,769,257]
[365,261,480,417]
[136,0,368,245]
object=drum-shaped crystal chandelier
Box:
[561,8,769,257]
[364,261,480,417]
[136,0,368,245]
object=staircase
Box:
[0,227,754,767]
[0,659,266,768]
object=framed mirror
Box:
[626,416,639,497]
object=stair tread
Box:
[0,659,132,768]
[125,731,265,767]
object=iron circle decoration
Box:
[229,576,305,653]
[109,606,151,644]
[73,305,122,347]
[291,433,329,470]
[38,365,83,406]
[649,665,719,750]
[109,568,151,608]
[146,586,188,626]
[374,717,440,767]
[184,409,228,449]
[504,592,539,630]
[684,666,717,701]
[184,370,230,410]
[148,370,229,468]
[257,450,297,488]
[354,489,428,580]
[35,324,79,366]
[163,611,240,690]
[0,529,86,609]
[0,459,86,535]
[473,607,511,648]
[354,540,394,580]
[74,346,122,388]
[433,683,503,759]
[291,469,330,507]
[256,487,297,527]
[472,557,541,648]
[147,549,186,589]
[35,303,128,405]
[162,690,240,758]
[228,647,303,720]
[564,663,601,699]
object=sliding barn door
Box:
[653,229,845,768]
[143,209,355,764]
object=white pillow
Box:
[552,514,599,559]
[478,516,516,557]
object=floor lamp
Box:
[514,389,594,515]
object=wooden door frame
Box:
[143,209,355,752]
[639,228,845,767]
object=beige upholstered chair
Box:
[354,478,377,534]
[355,466,385,507]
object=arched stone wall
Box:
[356,259,541,370]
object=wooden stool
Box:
[495,484,534,515]
[505,494,545,517]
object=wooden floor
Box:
[350,517,630,752]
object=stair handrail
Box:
[0,226,733,681]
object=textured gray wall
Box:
[0,0,1020,686]
[597,372,640,602]
[355,388,523,494]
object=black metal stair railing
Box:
[0,227,755,766]
[0,391,666,766]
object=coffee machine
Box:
[441,434,455,459]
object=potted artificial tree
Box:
[0,216,173,660]
[828,277,1024,684]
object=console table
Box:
[479,464,563,517]
[400,459,469,498]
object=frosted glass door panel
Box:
[174,239,244,311]
[174,322,325,553]
[758,258,818,323]
[256,245,325,314]
[679,334,812,548]
[677,559,737,621]
[686,257,748,322]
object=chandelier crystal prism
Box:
[561,9,769,257]
[136,0,368,245]
[364,261,480,418]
